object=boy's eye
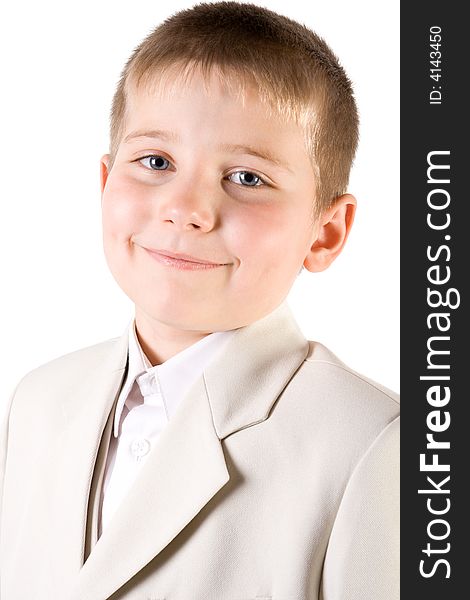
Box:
[228,171,264,188]
[139,155,170,171]
[136,154,266,188]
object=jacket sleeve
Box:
[320,415,400,600]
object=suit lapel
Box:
[50,330,129,593]
[66,301,308,600]
[204,301,310,440]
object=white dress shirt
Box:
[98,319,234,538]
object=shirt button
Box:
[130,438,151,459]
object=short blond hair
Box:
[108,1,359,216]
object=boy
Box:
[0,2,399,599]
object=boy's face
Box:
[100,68,330,332]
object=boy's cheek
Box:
[102,190,149,238]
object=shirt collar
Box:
[113,318,234,437]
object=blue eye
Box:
[139,155,170,170]
[228,171,264,187]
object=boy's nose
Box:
[156,180,219,232]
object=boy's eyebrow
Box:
[123,129,293,173]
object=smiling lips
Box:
[144,247,229,270]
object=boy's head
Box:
[100,1,359,334]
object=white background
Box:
[0,0,399,416]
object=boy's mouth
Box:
[143,247,229,270]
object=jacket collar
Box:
[63,300,308,600]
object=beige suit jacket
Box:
[0,301,399,600]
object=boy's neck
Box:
[134,311,213,366]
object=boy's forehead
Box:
[124,69,310,147]
[127,65,262,111]
[124,75,278,143]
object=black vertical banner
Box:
[401,1,469,597]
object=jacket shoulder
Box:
[282,340,399,485]
[305,339,398,401]
[12,334,125,398]
[293,340,400,426]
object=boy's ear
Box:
[100,154,110,197]
[303,193,357,273]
